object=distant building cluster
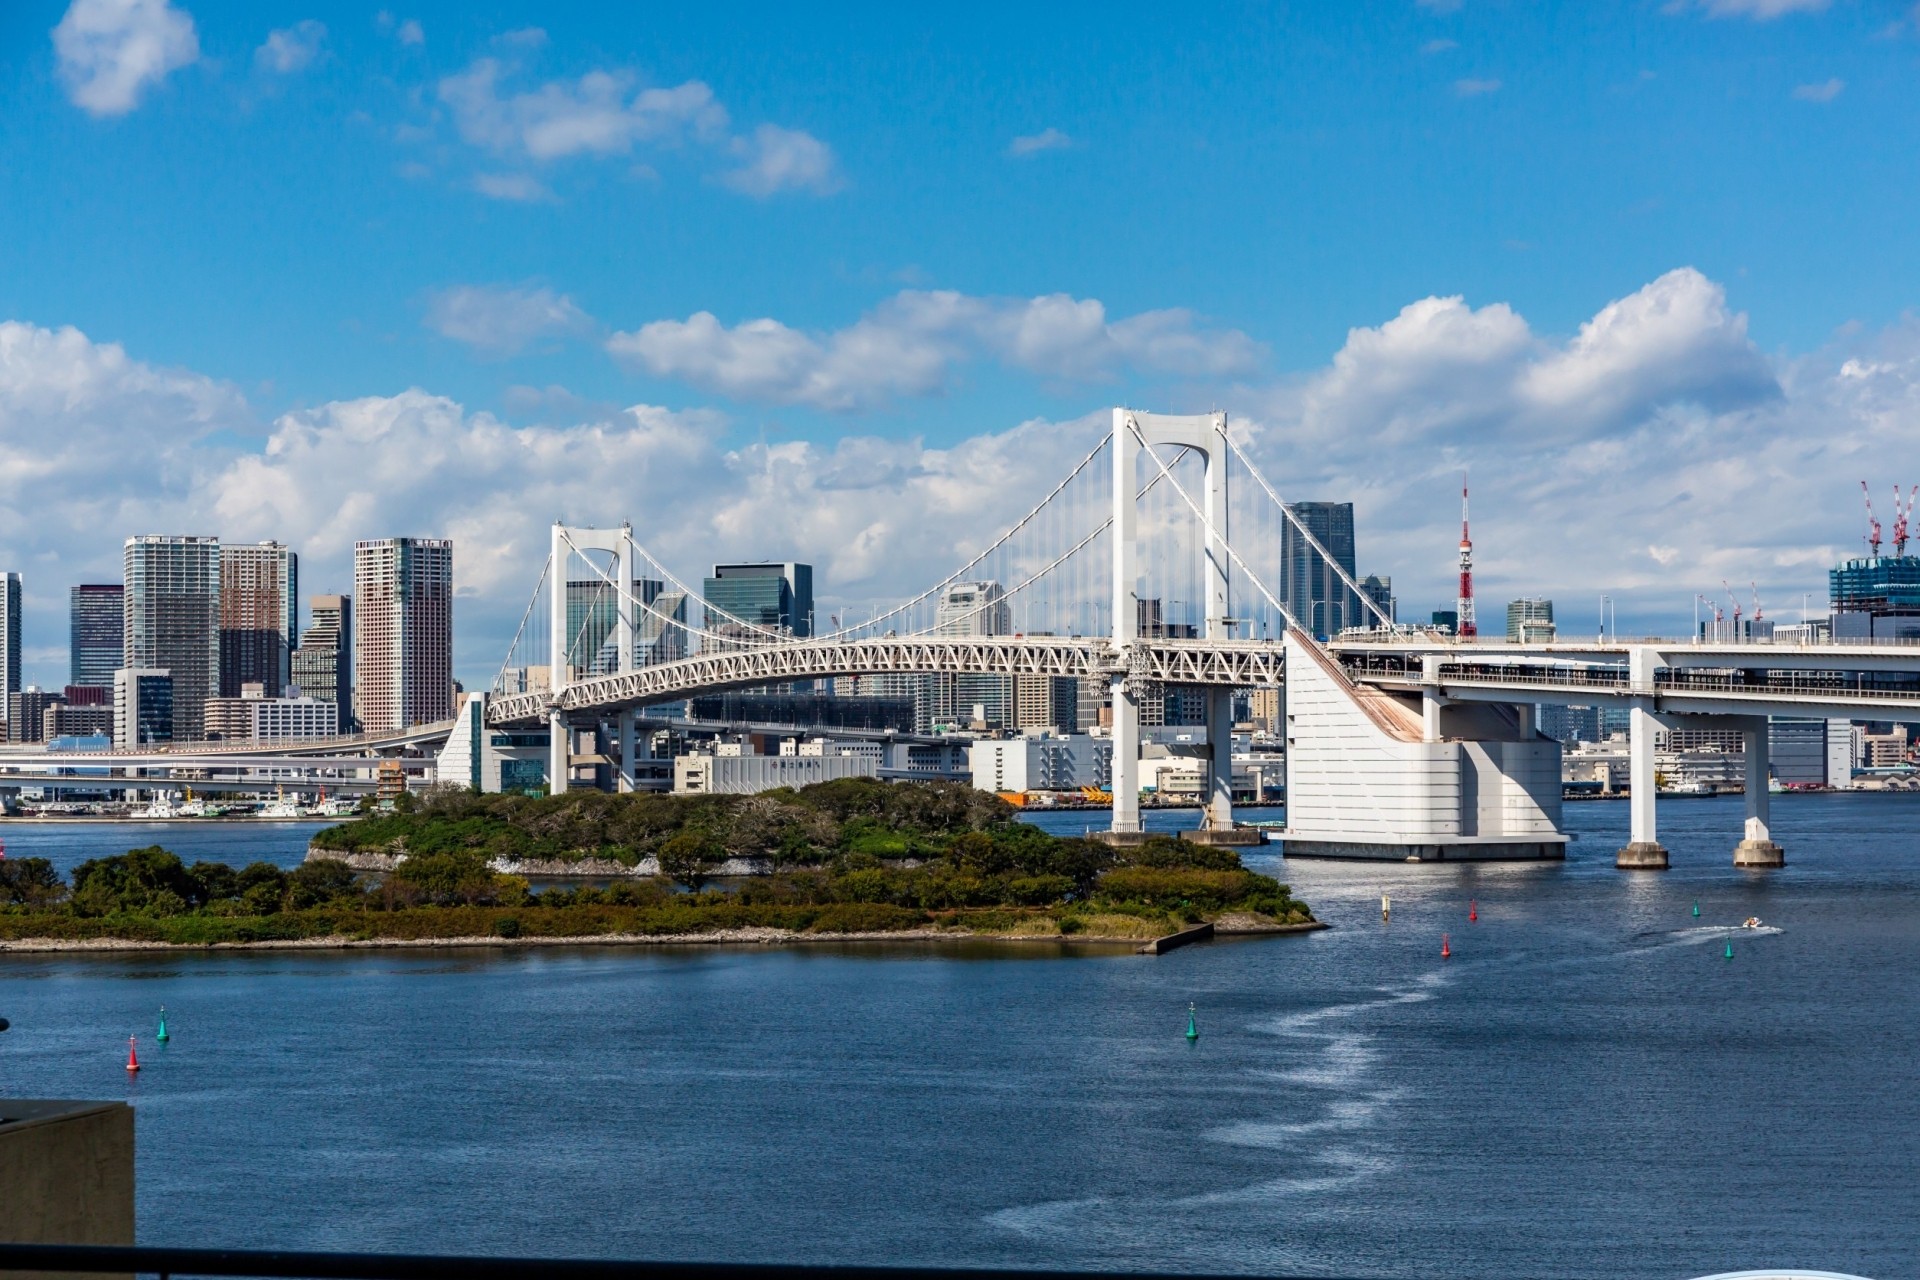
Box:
[0,536,454,750]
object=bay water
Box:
[2,795,1917,1277]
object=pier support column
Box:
[547,710,569,797]
[1735,716,1785,868]
[1202,688,1234,831]
[1616,679,1667,868]
[616,708,636,794]
[1110,673,1141,833]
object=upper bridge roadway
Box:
[487,634,1920,726]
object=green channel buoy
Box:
[1692,902,1700,918]
[1185,1003,1199,1043]
[1724,940,1734,961]
[155,1006,168,1043]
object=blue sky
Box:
[2,0,1919,684]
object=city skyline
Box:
[5,2,1920,689]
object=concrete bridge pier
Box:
[616,708,637,794]
[1735,716,1786,868]
[1616,650,1669,869]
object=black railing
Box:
[0,1246,1363,1280]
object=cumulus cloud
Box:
[434,57,837,199]
[1008,127,1073,157]
[1793,78,1845,102]
[255,20,326,75]
[424,285,593,355]
[51,0,199,117]
[7,269,1918,679]
[720,124,843,196]
[606,291,1265,410]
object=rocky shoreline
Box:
[0,918,1324,954]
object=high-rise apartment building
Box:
[354,539,453,734]
[292,594,352,731]
[0,572,20,702]
[219,542,298,697]
[70,584,123,688]
[123,536,220,741]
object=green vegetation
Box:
[0,782,1315,946]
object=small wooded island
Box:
[0,780,1316,949]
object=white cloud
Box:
[376,11,424,44]
[51,0,199,117]
[496,27,547,48]
[1683,0,1829,16]
[8,269,1920,680]
[606,290,1265,410]
[439,60,729,161]
[1454,78,1502,97]
[433,58,838,198]
[1008,127,1073,157]
[471,172,554,202]
[1793,78,1845,102]
[255,20,326,75]
[424,285,593,354]
[720,124,842,196]
[1421,39,1458,54]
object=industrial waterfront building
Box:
[123,536,220,742]
[353,538,454,734]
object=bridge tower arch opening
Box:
[547,523,642,796]
[1110,409,1235,835]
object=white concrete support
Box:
[1736,715,1785,867]
[1203,687,1233,831]
[1110,672,1141,832]
[548,522,570,796]
[617,708,637,793]
[1421,655,1443,743]
[1109,409,1141,834]
[1618,647,1667,868]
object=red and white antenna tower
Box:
[1862,481,1883,557]
[1457,475,1477,640]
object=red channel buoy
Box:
[1441,934,1452,959]
[1469,899,1478,923]
[126,1037,140,1073]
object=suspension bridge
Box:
[480,406,1920,869]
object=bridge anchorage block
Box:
[1615,842,1670,871]
[1733,839,1786,869]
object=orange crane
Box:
[1863,481,1884,557]
[1723,580,1743,638]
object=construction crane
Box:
[1723,580,1743,637]
[1863,481,1883,557]
[1896,485,1920,558]
[1751,582,1764,625]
